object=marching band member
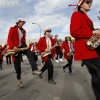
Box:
[36,27,56,84]
[7,18,41,88]
[61,36,74,75]
[0,44,7,70]
[4,44,11,65]
[0,45,3,70]
[53,35,63,63]
[29,42,39,62]
[69,0,100,99]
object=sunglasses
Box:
[84,0,93,4]
[46,30,51,33]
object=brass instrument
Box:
[5,47,28,56]
[87,11,100,49]
[41,50,51,57]
[67,51,74,56]
[86,34,100,49]
[41,39,62,57]
[41,44,56,57]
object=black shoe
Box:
[39,73,43,79]
[48,79,56,84]
[81,65,84,67]
[81,62,84,67]
[63,66,65,72]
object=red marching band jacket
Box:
[70,11,98,60]
[53,38,57,46]
[29,44,40,54]
[60,41,73,59]
[7,26,26,61]
[0,44,7,61]
[0,45,3,61]
[29,44,34,52]
[36,37,56,61]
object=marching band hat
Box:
[44,27,52,35]
[44,27,52,32]
[68,0,93,7]
[65,35,71,41]
[68,0,83,7]
[66,35,71,37]
[16,18,26,24]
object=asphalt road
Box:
[0,55,95,100]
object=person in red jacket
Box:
[3,44,12,65]
[61,36,74,75]
[53,35,63,63]
[0,45,3,70]
[36,27,56,84]
[69,0,100,99]
[0,44,7,69]
[29,42,39,62]
[7,18,41,88]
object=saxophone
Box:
[67,51,74,56]
[41,39,62,57]
[41,44,57,57]
[5,47,28,56]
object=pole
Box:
[97,10,100,20]
[32,23,41,37]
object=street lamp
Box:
[32,23,41,37]
[97,10,100,20]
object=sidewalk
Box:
[0,56,95,100]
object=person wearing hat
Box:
[53,34,63,63]
[0,44,7,70]
[69,0,100,99]
[7,18,41,88]
[36,27,56,84]
[29,42,39,62]
[3,44,12,65]
[0,45,3,70]
[61,36,74,75]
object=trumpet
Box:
[5,47,28,56]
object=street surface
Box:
[0,56,95,100]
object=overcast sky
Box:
[0,0,100,44]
